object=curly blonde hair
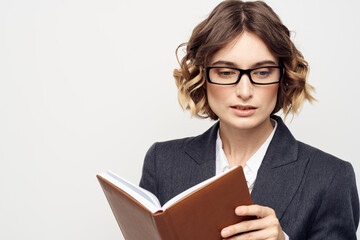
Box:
[174,0,315,120]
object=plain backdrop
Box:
[0,0,359,239]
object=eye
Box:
[252,68,273,78]
[215,68,237,78]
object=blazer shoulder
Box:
[297,140,355,178]
[147,135,196,154]
[156,136,196,148]
[144,135,199,162]
[298,141,343,162]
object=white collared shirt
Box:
[215,120,278,192]
[215,120,289,240]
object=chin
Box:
[233,121,260,130]
[221,115,271,131]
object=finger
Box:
[221,217,270,238]
[235,204,276,218]
[226,228,273,240]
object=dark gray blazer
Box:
[139,116,359,239]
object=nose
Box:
[235,73,253,100]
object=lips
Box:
[231,105,257,110]
[230,105,257,117]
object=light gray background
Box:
[0,0,359,239]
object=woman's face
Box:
[206,31,279,131]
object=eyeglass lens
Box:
[208,67,281,84]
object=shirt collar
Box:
[246,120,278,174]
[215,119,278,177]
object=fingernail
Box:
[221,229,229,237]
[235,207,242,215]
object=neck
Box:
[219,118,274,167]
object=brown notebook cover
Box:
[97,166,254,240]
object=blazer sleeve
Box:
[139,142,158,197]
[307,161,359,239]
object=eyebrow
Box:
[211,60,278,68]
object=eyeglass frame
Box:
[204,66,284,85]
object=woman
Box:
[140,1,359,239]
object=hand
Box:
[221,204,285,240]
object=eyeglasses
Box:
[204,66,284,85]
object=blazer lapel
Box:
[182,117,308,222]
[251,116,309,220]
[183,122,219,185]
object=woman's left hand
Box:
[221,204,285,240]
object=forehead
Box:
[210,31,278,67]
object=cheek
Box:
[206,84,232,108]
[260,85,279,108]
